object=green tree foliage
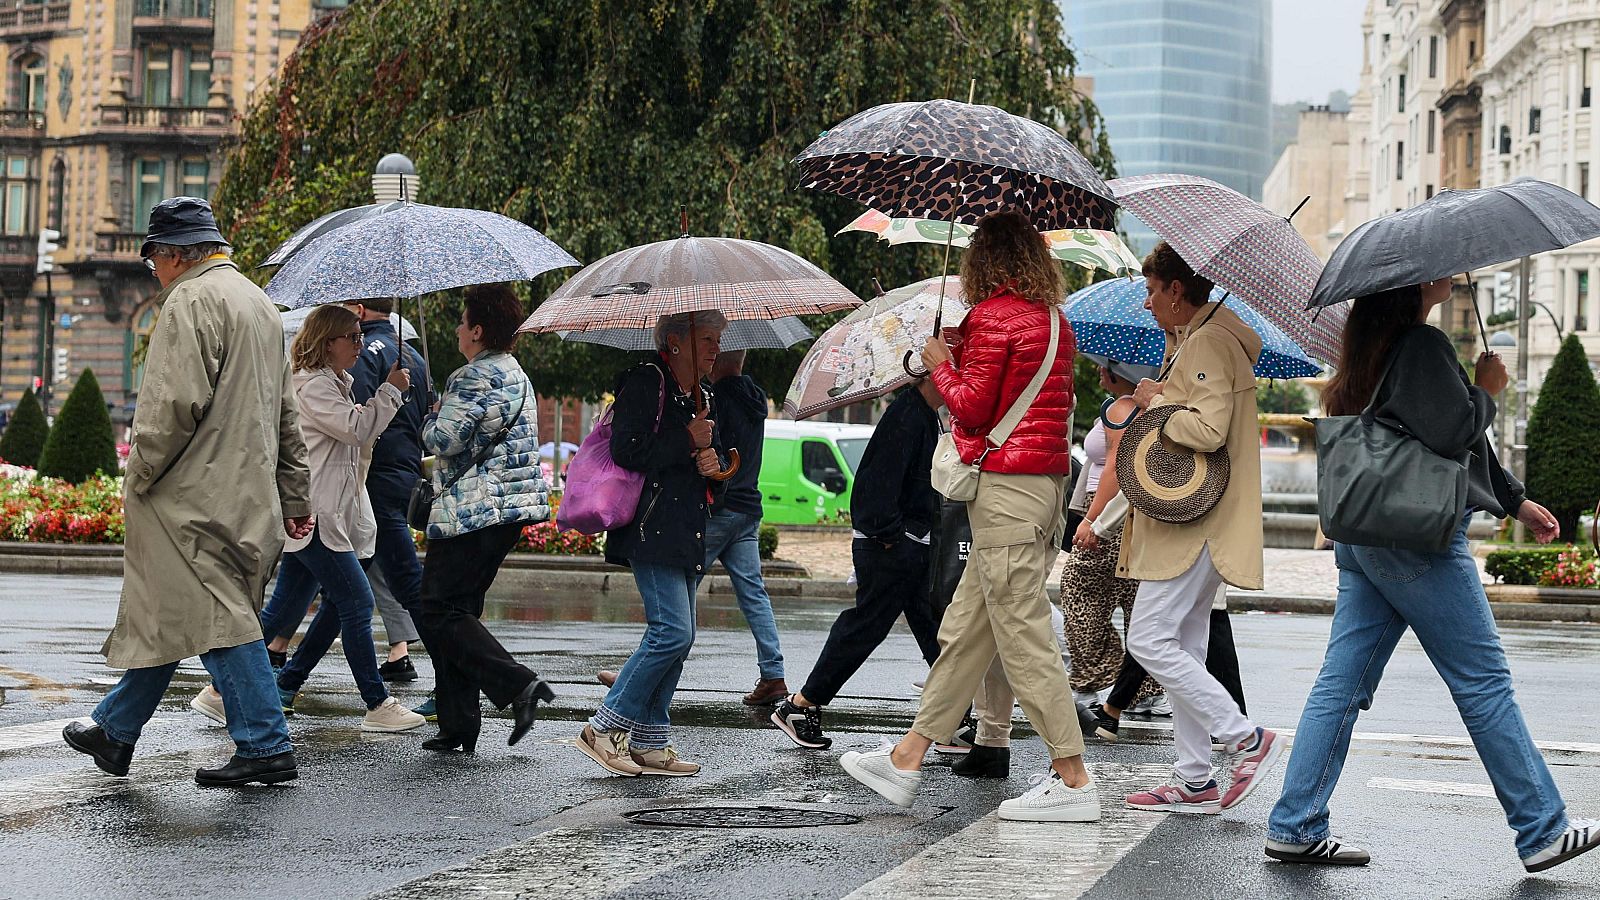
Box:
[38,369,119,483]
[0,388,48,468]
[215,0,1114,401]
[1525,334,1600,542]
[1256,379,1311,415]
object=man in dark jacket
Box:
[343,299,433,680]
[702,351,786,704]
[771,379,944,750]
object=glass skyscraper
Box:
[1062,0,1272,252]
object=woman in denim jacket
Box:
[416,284,554,754]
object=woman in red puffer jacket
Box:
[839,210,1100,824]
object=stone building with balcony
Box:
[0,0,343,417]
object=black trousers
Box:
[416,521,536,738]
[801,538,940,706]
[1108,608,1246,715]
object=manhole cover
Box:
[624,805,861,829]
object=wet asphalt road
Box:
[1,573,1598,899]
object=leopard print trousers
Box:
[1059,495,1160,700]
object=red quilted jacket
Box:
[930,287,1075,475]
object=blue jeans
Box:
[699,510,783,680]
[589,562,697,749]
[1267,514,1568,858]
[265,533,389,710]
[94,640,292,758]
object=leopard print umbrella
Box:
[793,99,1118,232]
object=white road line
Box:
[1368,777,1498,798]
[845,763,1172,900]
[0,718,86,753]
[1119,720,1600,756]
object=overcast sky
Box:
[1273,0,1367,104]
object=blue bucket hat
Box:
[140,196,231,258]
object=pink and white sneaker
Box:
[1125,777,1221,814]
[1221,727,1285,810]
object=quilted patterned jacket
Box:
[422,351,549,540]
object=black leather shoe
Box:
[378,656,418,683]
[62,722,133,777]
[422,731,477,754]
[951,744,1010,779]
[195,751,298,787]
[507,678,556,746]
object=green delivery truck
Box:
[758,420,875,525]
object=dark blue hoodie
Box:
[348,318,435,491]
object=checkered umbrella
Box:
[519,235,861,335]
[1108,174,1344,365]
[1065,278,1322,380]
[794,99,1118,232]
[558,316,813,352]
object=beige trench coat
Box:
[103,259,311,669]
[1117,302,1265,590]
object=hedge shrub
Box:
[38,370,118,483]
[0,388,48,468]
[759,524,779,560]
[1485,547,1578,586]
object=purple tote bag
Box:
[557,368,665,535]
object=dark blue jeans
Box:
[260,531,389,710]
[1268,514,1568,857]
[590,562,697,749]
[95,641,292,758]
[698,510,783,680]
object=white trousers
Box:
[1126,546,1254,783]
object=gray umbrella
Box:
[1310,179,1600,326]
[265,202,581,309]
[558,316,812,352]
[257,201,405,268]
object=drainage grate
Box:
[624,805,861,829]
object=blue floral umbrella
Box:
[1064,278,1322,379]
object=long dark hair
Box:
[1322,285,1424,416]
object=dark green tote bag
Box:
[1311,355,1470,553]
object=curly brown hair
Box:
[463,283,525,352]
[959,209,1065,307]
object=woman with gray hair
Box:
[575,309,729,777]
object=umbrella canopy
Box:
[1310,178,1600,308]
[794,99,1118,231]
[1064,278,1322,380]
[1108,173,1343,365]
[257,201,405,268]
[838,209,1141,275]
[518,235,860,335]
[537,441,580,460]
[783,276,976,419]
[265,203,581,309]
[279,308,419,355]
[558,316,812,352]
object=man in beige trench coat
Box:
[62,197,314,787]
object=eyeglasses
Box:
[142,257,157,273]
[342,332,363,344]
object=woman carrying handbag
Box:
[1265,279,1597,873]
[839,210,1098,823]
[415,284,555,754]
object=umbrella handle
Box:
[902,350,929,379]
[1100,394,1139,430]
[709,448,742,482]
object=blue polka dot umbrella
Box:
[1064,278,1322,380]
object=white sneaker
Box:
[840,742,921,808]
[1129,693,1172,717]
[910,678,925,694]
[190,686,226,725]
[1524,818,1600,873]
[999,773,1101,822]
[360,697,426,733]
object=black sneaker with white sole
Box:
[1265,838,1371,866]
[1524,818,1600,873]
[1088,705,1119,742]
[771,699,832,750]
[933,713,977,755]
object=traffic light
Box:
[36,228,60,275]
[52,348,68,384]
